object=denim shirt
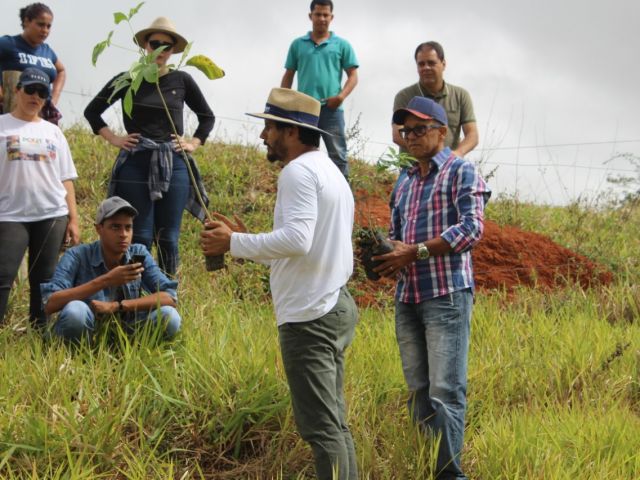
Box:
[40,241,178,307]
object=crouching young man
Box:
[41,197,181,342]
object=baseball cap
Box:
[95,196,138,224]
[392,96,448,126]
[18,68,50,88]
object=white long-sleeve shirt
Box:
[230,150,354,325]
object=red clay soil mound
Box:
[352,189,613,305]
[472,221,613,291]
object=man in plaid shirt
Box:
[373,96,490,479]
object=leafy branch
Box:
[91,1,224,117]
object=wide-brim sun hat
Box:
[134,17,188,54]
[246,88,331,135]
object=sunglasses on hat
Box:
[21,84,49,99]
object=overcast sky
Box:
[3,0,639,204]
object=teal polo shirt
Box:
[284,32,358,109]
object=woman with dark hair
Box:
[0,3,66,123]
[0,68,79,327]
[84,17,214,276]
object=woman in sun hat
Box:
[84,17,215,276]
[0,68,79,327]
[0,3,66,123]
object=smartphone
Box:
[129,254,146,265]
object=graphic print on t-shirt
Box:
[6,135,56,162]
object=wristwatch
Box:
[416,242,430,260]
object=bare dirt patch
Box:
[352,190,613,306]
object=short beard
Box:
[265,141,287,163]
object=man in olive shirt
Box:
[393,41,478,157]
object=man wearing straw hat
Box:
[200,88,358,480]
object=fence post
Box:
[2,71,21,113]
[3,72,28,282]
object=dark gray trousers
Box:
[0,216,67,326]
[278,286,359,480]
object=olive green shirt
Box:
[393,82,476,150]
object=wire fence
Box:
[10,87,638,285]
[56,86,640,204]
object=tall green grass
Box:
[0,127,638,478]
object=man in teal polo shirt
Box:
[281,0,359,179]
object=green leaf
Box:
[108,72,131,103]
[91,41,107,66]
[130,68,145,94]
[142,64,159,84]
[123,88,134,118]
[91,31,114,66]
[113,12,127,24]
[185,55,225,80]
[376,147,416,173]
[128,1,145,19]
[91,31,113,66]
[147,45,169,63]
[176,42,193,69]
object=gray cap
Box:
[95,196,138,224]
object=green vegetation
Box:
[1,127,638,479]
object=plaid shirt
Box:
[389,147,491,303]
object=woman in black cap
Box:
[84,17,215,276]
[0,3,66,123]
[0,68,78,327]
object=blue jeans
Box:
[114,150,190,275]
[52,300,181,343]
[319,106,349,179]
[0,216,68,326]
[395,288,473,480]
[278,286,359,480]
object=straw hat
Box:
[246,88,330,134]
[133,17,188,53]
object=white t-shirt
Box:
[230,150,354,325]
[0,113,77,222]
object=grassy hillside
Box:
[0,127,638,479]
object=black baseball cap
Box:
[18,68,50,88]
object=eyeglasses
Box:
[148,40,174,51]
[21,84,49,99]
[399,124,442,139]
